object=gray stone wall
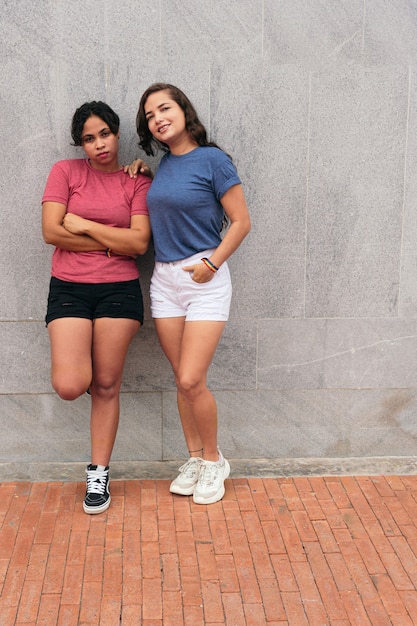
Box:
[1,0,417,479]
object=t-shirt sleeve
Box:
[42,161,70,205]
[131,174,151,216]
[212,156,241,201]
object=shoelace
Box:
[178,458,200,477]
[198,461,221,486]
[86,470,108,494]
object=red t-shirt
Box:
[42,159,151,283]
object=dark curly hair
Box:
[71,101,120,146]
[136,83,222,156]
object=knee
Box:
[91,376,120,399]
[176,374,204,399]
[52,379,87,401]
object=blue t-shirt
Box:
[146,146,241,262]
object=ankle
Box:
[188,447,203,458]
[203,451,221,463]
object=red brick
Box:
[325,553,355,592]
[120,604,142,626]
[280,591,309,625]
[141,541,162,579]
[36,593,61,626]
[3,475,417,625]
[234,480,257,511]
[141,509,159,542]
[258,576,286,621]
[270,554,298,592]
[103,554,123,596]
[251,541,275,579]
[279,482,305,511]
[1,566,26,607]
[173,498,193,532]
[353,537,385,574]
[279,524,307,562]
[180,564,203,606]
[299,491,325,521]
[251,487,276,521]
[15,578,42,622]
[191,511,211,543]
[161,553,181,591]
[200,579,224,623]
[57,604,81,626]
[99,596,123,625]
[243,602,268,625]
[339,588,373,625]
[312,519,339,553]
[378,549,414,590]
[157,518,177,554]
[176,531,198,569]
[24,542,49,581]
[372,573,413,621]
[209,518,232,554]
[291,510,318,543]
[242,509,266,544]
[262,520,286,554]
[183,604,204,625]
[66,530,87,566]
[196,542,218,580]
[78,580,102,624]
[84,544,104,582]
[9,530,34,567]
[215,554,240,593]
[0,605,18,626]
[325,478,352,509]
[162,590,184,625]
[61,564,84,605]
[143,577,162,620]
[221,591,246,623]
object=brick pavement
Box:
[1,475,417,625]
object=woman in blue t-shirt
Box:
[130,83,251,504]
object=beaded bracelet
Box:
[201,257,219,272]
[106,248,112,257]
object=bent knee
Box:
[52,380,87,401]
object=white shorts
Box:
[150,250,232,321]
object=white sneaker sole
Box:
[83,495,111,514]
[169,482,197,496]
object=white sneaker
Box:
[170,457,203,495]
[193,451,230,505]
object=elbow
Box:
[137,243,149,256]
[131,242,149,256]
[243,216,251,237]
[42,231,54,245]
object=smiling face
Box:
[81,115,120,172]
[144,90,196,154]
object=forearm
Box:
[209,220,251,269]
[43,226,106,252]
[81,221,149,256]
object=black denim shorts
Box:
[45,277,144,325]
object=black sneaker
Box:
[83,464,111,514]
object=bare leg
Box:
[48,317,93,400]
[89,317,140,466]
[154,317,226,461]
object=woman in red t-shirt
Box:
[42,101,151,514]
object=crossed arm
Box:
[42,202,151,257]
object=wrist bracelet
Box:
[201,257,218,272]
[106,248,112,257]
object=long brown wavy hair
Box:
[136,83,222,156]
